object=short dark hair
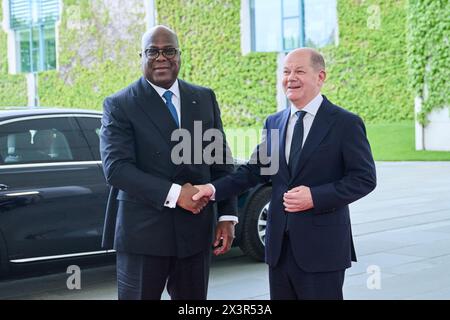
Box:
[310,50,325,71]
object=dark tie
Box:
[162,90,179,127]
[288,110,307,175]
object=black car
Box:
[0,108,270,277]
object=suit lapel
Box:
[289,96,337,183]
[275,108,291,182]
[178,79,201,133]
[133,77,178,147]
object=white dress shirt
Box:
[147,79,238,224]
[285,93,323,163]
[148,79,181,126]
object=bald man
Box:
[100,25,237,300]
[193,48,376,299]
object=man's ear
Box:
[319,70,327,84]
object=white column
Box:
[144,0,156,29]
[240,0,251,55]
[27,73,39,107]
[3,0,18,74]
[414,96,424,150]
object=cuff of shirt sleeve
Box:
[207,183,216,201]
[218,215,239,225]
[164,183,182,208]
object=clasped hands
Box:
[176,183,213,214]
[177,183,314,214]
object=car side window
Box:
[0,117,93,164]
[75,116,101,161]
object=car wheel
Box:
[239,186,271,262]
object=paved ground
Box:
[0,161,449,300]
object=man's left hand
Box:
[283,185,314,212]
[213,221,235,256]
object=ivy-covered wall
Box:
[0,0,426,126]
[156,0,277,126]
[407,0,449,124]
[322,0,412,123]
[0,0,27,106]
[38,0,146,110]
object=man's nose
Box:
[155,53,168,62]
[287,72,297,81]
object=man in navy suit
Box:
[193,48,376,300]
[100,25,237,300]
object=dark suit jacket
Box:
[213,96,376,272]
[100,77,237,258]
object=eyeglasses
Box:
[142,47,180,59]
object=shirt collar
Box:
[147,79,180,100]
[290,93,323,118]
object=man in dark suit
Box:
[100,25,237,300]
[193,48,376,300]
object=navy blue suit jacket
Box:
[100,77,237,258]
[213,96,376,272]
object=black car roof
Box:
[0,107,102,122]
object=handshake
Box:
[176,183,215,214]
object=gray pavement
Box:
[0,161,449,300]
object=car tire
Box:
[239,186,271,262]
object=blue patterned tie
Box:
[288,110,307,174]
[162,90,179,127]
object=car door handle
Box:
[0,184,8,191]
